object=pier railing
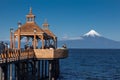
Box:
[0,49,34,63]
[0,48,68,64]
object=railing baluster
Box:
[0,49,36,64]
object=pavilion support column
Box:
[13,35,16,49]
[54,37,57,49]
[18,28,21,50]
[42,35,44,49]
[36,40,38,48]
[34,33,36,49]
[17,22,22,50]
[33,29,37,49]
[45,40,47,47]
[10,28,13,49]
[48,40,50,48]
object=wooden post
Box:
[18,22,21,50]
[33,60,36,80]
[34,32,36,49]
[48,40,50,48]
[56,60,60,78]
[10,28,13,49]
[38,60,40,80]
[49,60,52,80]
[54,37,57,49]
[3,65,8,80]
[42,35,44,49]
[15,64,17,80]
[13,35,16,49]
[16,63,20,80]
[15,64,18,80]
[33,29,37,49]
[0,67,2,80]
[9,64,12,80]
[45,60,47,78]
[42,60,44,79]
[1,68,3,80]
[36,40,38,48]
[53,60,57,80]
[8,65,10,80]
[18,28,21,50]
[26,62,28,80]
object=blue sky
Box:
[0,0,120,41]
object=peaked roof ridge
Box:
[14,8,56,39]
[14,22,45,34]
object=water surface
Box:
[59,49,120,80]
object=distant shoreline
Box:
[69,48,120,50]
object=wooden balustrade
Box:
[0,49,35,63]
[0,48,68,64]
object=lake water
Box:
[59,49,120,80]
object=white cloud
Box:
[61,34,69,40]
[60,34,83,41]
[68,37,83,40]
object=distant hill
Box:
[58,30,120,49]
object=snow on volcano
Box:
[84,29,101,37]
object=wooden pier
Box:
[0,8,68,80]
[0,48,68,80]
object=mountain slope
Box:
[58,30,120,49]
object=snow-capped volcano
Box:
[58,29,120,48]
[84,29,101,37]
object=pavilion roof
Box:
[14,22,44,36]
[14,8,56,39]
[42,19,56,38]
[43,29,56,38]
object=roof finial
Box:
[18,21,22,28]
[30,7,32,14]
[43,18,49,29]
[44,18,48,23]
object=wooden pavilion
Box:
[12,7,57,50]
[0,8,68,80]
